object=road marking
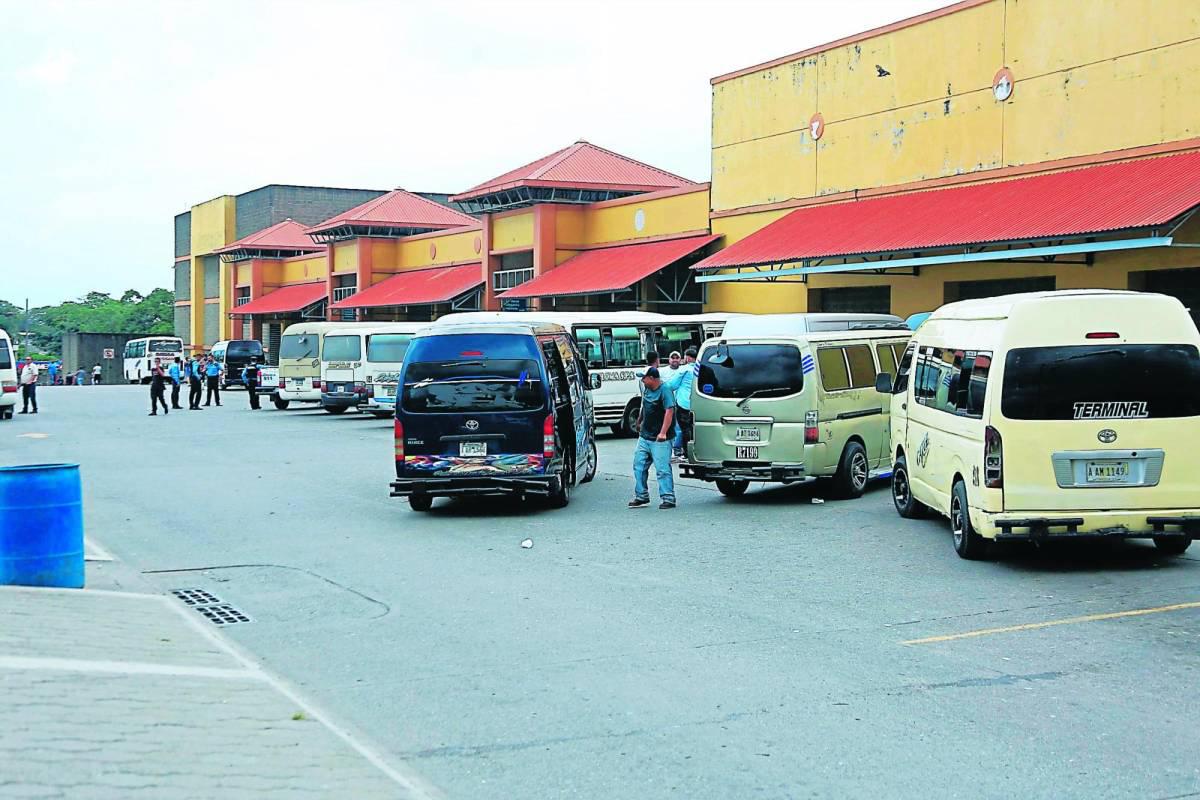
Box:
[0,655,260,680]
[902,601,1200,645]
[17,432,50,439]
[84,537,115,562]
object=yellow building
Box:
[697,0,1200,322]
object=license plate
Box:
[735,427,761,442]
[735,446,760,460]
[378,385,394,397]
[292,379,305,387]
[1086,460,1130,483]
[460,441,487,457]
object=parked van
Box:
[718,313,906,340]
[392,321,601,511]
[878,290,1200,559]
[0,328,17,420]
[319,323,423,416]
[211,339,265,389]
[683,329,910,498]
[275,322,377,410]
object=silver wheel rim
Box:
[586,442,596,477]
[851,451,868,490]
[893,469,909,508]
[951,494,965,547]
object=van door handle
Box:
[901,403,907,410]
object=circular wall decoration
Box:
[809,112,825,141]
[634,208,646,233]
[993,67,1015,102]
[473,235,482,254]
[429,242,437,260]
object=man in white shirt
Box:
[19,358,39,414]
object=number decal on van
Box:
[971,465,980,487]
[915,433,930,469]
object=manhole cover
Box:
[194,604,252,626]
[171,588,222,606]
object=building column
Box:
[355,238,375,322]
[481,215,501,311]
[189,256,204,352]
[325,243,337,321]
[531,205,558,312]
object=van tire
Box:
[951,480,989,560]
[546,462,572,509]
[579,439,598,484]
[832,441,870,499]
[716,479,749,498]
[892,456,927,519]
[408,495,433,512]
[1153,536,1192,556]
[273,397,290,410]
[323,406,347,415]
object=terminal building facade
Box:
[174,0,1200,355]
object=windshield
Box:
[280,334,317,360]
[0,339,10,370]
[402,358,545,413]
[1002,344,1200,420]
[149,338,181,352]
[322,335,361,362]
[367,334,413,363]
[226,340,263,357]
[696,343,805,399]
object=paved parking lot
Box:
[7,385,1200,799]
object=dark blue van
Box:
[391,322,600,511]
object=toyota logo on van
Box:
[1097,428,1118,444]
[464,419,480,431]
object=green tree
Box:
[0,289,175,358]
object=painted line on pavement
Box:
[903,601,1200,645]
[0,655,260,680]
[84,537,116,562]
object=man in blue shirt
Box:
[666,346,697,460]
[203,356,222,407]
[629,367,676,509]
[47,361,58,386]
[187,354,204,410]
[168,358,183,409]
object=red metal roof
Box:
[695,151,1200,271]
[451,141,696,202]
[232,282,327,315]
[307,190,478,235]
[331,264,482,309]
[215,219,323,254]
[502,235,719,299]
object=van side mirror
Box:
[874,372,893,394]
[589,373,602,390]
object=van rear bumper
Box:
[680,460,806,484]
[981,510,1200,541]
[391,475,563,499]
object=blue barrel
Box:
[0,463,85,588]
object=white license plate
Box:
[1086,461,1130,483]
[378,385,395,397]
[735,427,761,442]
[292,379,305,387]
[735,446,760,460]
[460,442,487,457]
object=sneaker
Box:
[659,501,676,510]
[628,498,650,508]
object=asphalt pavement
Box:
[4,385,1199,799]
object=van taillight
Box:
[804,410,819,444]
[313,379,322,391]
[394,419,404,461]
[277,379,285,389]
[354,382,366,395]
[984,425,1003,489]
[543,415,555,458]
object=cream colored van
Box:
[0,328,17,420]
[684,329,910,498]
[879,290,1200,559]
[275,322,378,409]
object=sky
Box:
[0,0,942,307]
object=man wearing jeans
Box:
[667,347,697,461]
[629,366,676,509]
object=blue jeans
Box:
[633,436,675,504]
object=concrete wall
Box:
[174,261,191,301]
[173,307,191,345]
[234,185,386,239]
[61,333,144,379]
[174,212,191,258]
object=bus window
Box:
[655,324,702,357]
[574,327,604,369]
[605,326,645,367]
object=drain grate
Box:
[171,588,223,606]
[193,604,253,626]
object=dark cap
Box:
[684,347,698,357]
[643,366,660,379]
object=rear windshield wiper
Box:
[736,386,792,408]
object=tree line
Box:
[0,289,174,358]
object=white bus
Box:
[434,311,734,435]
[319,323,425,416]
[123,336,183,383]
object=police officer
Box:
[241,358,262,410]
[187,354,204,410]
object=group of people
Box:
[43,361,102,386]
[146,354,264,415]
[14,358,104,415]
[630,346,697,510]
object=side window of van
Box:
[540,339,570,406]
[894,342,916,394]
[955,351,992,418]
[876,343,898,378]
[818,345,876,392]
[916,347,992,416]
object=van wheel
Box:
[832,441,870,499]
[579,439,598,484]
[951,480,988,560]
[892,456,927,519]
[323,406,347,415]
[620,402,640,438]
[716,479,749,498]
[273,397,290,410]
[1153,536,1192,556]
[546,463,572,509]
[408,495,433,512]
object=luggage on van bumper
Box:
[979,508,1200,542]
[390,474,565,499]
[680,459,806,484]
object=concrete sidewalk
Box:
[0,586,442,800]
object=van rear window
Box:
[323,335,361,361]
[280,334,317,360]
[402,359,544,413]
[0,340,10,370]
[226,341,263,357]
[697,344,804,399]
[1002,344,1200,420]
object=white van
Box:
[880,290,1200,559]
[719,313,906,339]
[319,323,424,416]
[0,328,17,420]
[274,322,378,410]
[361,325,424,417]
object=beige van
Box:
[879,290,1200,559]
[0,328,17,420]
[684,329,910,498]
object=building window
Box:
[234,287,251,307]
[493,268,535,292]
[810,286,891,314]
[944,276,1054,304]
[332,286,357,302]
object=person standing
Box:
[168,357,183,409]
[241,358,261,410]
[92,363,103,385]
[667,347,697,461]
[203,356,222,407]
[18,357,38,414]
[149,358,168,416]
[47,361,58,386]
[629,366,676,510]
[187,354,203,410]
[74,366,85,386]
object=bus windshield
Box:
[227,340,263,357]
[149,339,181,353]
[697,343,805,399]
[280,334,317,360]
[402,359,544,413]
[367,334,413,363]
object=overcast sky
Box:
[0,0,941,307]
